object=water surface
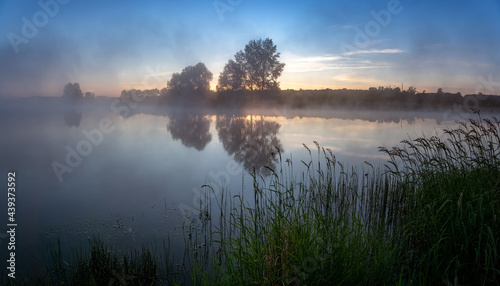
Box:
[0,99,479,274]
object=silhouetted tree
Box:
[62,82,83,101]
[217,59,246,92]
[120,89,144,108]
[437,88,444,94]
[168,62,213,95]
[167,114,212,151]
[144,88,160,97]
[243,38,285,90]
[408,86,417,95]
[218,38,285,92]
[84,92,95,99]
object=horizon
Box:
[4,86,497,101]
[1,0,499,98]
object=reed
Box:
[48,237,158,285]
[192,116,500,285]
[382,116,500,285]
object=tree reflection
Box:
[64,108,82,127]
[216,115,283,176]
[167,114,212,151]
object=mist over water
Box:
[1,97,485,276]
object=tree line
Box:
[62,82,95,101]
[61,37,500,111]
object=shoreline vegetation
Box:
[4,87,500,114]
[5,115,500,285]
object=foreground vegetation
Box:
[191,116,499,285]
[5,116,500,285]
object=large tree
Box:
[218,38,285,92]
[168,62,213,95]
[62,82,83,101]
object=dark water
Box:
[0,98,476,277]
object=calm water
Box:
[0,99,483,275]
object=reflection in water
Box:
[167,114,212,151]
[64,108,82,127]
[216,115,283,176]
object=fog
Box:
[1,0,500,282]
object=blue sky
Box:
[0,0,499,97]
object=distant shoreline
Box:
[3,88,500,118]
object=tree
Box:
[120,89,143,105]
[145,88,160,97]
[217,38,285,92]
[243,38,285,90]
[84,92,95,99]
[217,59,246,92]
[408,86,417,95]
[168,62,213,95]
[62,82,83,101]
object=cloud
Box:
[328,24,360,30]
[282,52,396,73]
[342,49,404,56]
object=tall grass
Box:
[49,237,158,285]
[192,116,500,285]
[2,237,159,285]
[381,116,500,284]
[194,143,407,285]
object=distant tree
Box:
[168,62,213,95]
[160,88,168,96]
[408,86,417,95]
[218,38,285,92]
[145,88,160,97]
[63,83,83,101]
[84,92,95,99]
[437,88,444,94]
[121,89,142,101]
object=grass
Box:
[49,238,157,285]
[191,115,500,285]
[194,144,407,285]
[383,116,500,284]
[4,116,500,285]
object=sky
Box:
[0,0,499,97]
